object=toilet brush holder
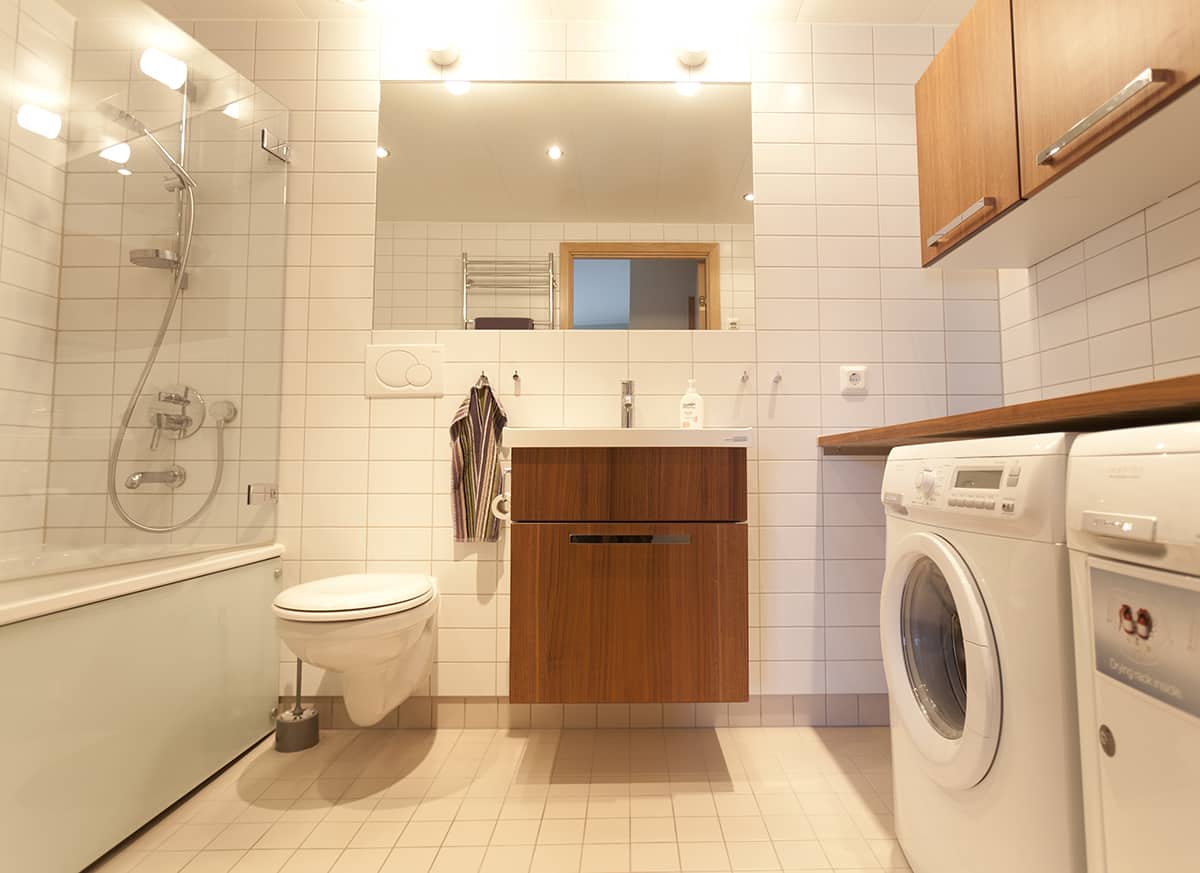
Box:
[275,660,319,753]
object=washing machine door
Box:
[881,531,1002,790]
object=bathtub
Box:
[0,544,284,873]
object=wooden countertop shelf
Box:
[818,375,1200,455]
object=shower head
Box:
[96,102,198,191]
[130,248,181,269]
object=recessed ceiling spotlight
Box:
[675,81,701,97]
[99,142,131,164]
[546,145,563,160]
[742,192,755,202]
[376,146,390,158]
[117,167,132,176]
[444,80,470,95]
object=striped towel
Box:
[450,382,508,542]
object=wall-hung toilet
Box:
[273,574,437,726]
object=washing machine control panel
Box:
[893,459,1026,515]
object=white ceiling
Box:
[146,0,972,25]
[376,82,753,223]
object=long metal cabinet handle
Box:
[926,196,997,247]
[1036,68,1171,166]
[569,534,691,544]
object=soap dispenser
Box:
[680,379,704,429]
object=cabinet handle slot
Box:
[927,196,997,247]
[569,534,691,545]
[1036,67,1171,166]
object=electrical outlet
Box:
[840,365,868,395]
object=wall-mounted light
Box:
[678,45,709,67]
[376,146,390,158]
[117,167,132,176]
[675,81,701,97]
[17,104,62,139]
[428,42,460,67]
[546,145,563,161]
[99,142,132,164]
[742,192,755,202]
[140,48,187,91]
[444,80,470,95]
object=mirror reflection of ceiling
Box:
[376,82,753,224]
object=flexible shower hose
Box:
[105,187,231,533]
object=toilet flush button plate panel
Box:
[365,344,444,398]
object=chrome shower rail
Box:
[461,253,556,329]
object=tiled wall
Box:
[43,22,290,548]
[180,16,1003,727]
[0,0,73,551]
[1000,178,1200,403]
[373,220,755,331]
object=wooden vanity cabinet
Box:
[916,0,1021,266]
[1013,0,1200,197]
[508,447,749,704]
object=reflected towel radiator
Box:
[462,253,556,329]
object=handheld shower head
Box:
[96,102,197,191]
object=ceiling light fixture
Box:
[99,142,131,164]
[444,80,470,95]
[675,81,701,97]
[742,192,755,202]
[376,146,390,158]
[17,104,62,139]
[546,145,563,160]
[140,48,187,91]
[117,167,133,176]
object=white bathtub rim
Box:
[0,544,284,628]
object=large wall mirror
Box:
[373,82,754,332]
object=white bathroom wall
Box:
[45,24,290,549]
[1000,178,1200,403]
[0,0,74,551]
[373,220,756,331]
[179,14,1003,728]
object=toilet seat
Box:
[273,573,435,622]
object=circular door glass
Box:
[900,556,968,739]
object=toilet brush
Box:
[275,659,320,752]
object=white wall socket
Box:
[840,365,868,395]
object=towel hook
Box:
[772,371,783,384]
[475,371,490,389]
[741,370,750,383]
[512,369,520,382]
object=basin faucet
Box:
[621,380,634,428]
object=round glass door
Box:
[900,556,969,739]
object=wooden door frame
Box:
[559,242,721,330]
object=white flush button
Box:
[407,363,432,387]
[366,344,444,398]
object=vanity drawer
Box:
[510,447,747,522]
[509,522,749,703]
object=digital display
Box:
[954,468,1003,489]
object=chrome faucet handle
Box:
[157,390,188,406]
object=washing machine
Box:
[880,433,1085,873]
[1067,422,1200,873]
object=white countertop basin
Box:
[503,427,753,448]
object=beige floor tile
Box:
[278,849,341,873]
[537,818,586,844]
[629,818,675,843]
[750,796,802,817]
[349,822,406,849]
[714,796,761,817]
[806,817,860,840]
[531,844,582,873]
[456,798,503,821]
[581,843,631,873]
[444,820,496,846]
[379,847,438,873]
[867,839,907,868]
[720,817,770,843]
[763,815,815,842]
[771,841,829,870]
[180,853,246,873]
[256,822,317,850]
[130,852,198,873]
[301,821,362,850]
[630,842,680,872]
[208,824,272,851]
[629,797,673,818]
[725,841,780,871]
[429,845,486,873]
[160,825,227,852]
[672,795,717,817]
[816,838,878,868]
[678,842,731,872]
[396,820,452,848]
[329,849,390,873]
[585,818,630,844]
[588,796,632,818]
[673,818,720,843]
[228,850,293,873]
[479,844,535,873]
[490,820,542,846]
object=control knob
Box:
[915,468,937,496]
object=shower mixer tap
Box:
[149,386,204,450]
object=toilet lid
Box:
[273,573,434,616]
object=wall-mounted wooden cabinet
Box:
[916,0,1021,266]
[917,0,1200,268]
[508,446,749,704]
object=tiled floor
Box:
[94,726,905,873]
